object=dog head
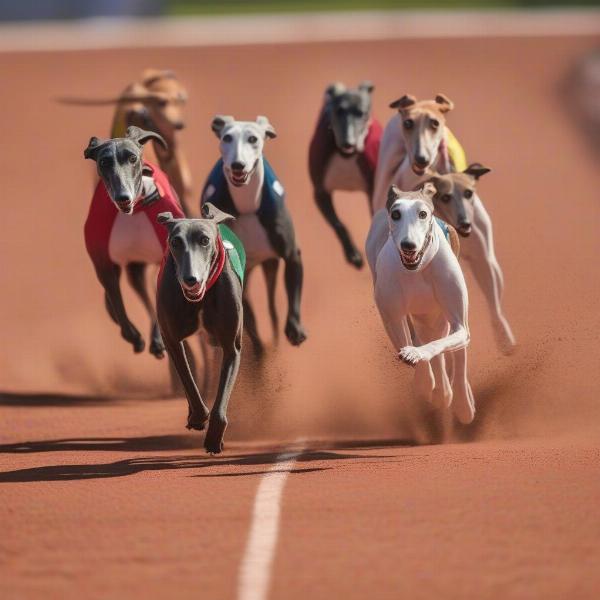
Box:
[427,163,491,237]
[123,69,188,136]
[157,203,235,302]
[325,81,374,154]
[211,115,276,187]
[389,93,454,176]
[84,126,167,214]
[386,182,437,271]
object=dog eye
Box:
[442,193,452,203]
[354,108,365,118]
[128,155,137,164]
[464,189,474,199]
[419,210,428,219]
[430,118,439,129]
[391,209,401,221]
[403,119,414,130]
[248,135,258,144]
[200,236,210,246]
[223,134,233,143]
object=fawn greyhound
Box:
[62,69,192,215]
[202,115,307,356]
[84,126,185,358]
[373,94,516,354]
[308,81,382,268]
[157,205,245,454]
[366,183,475,424]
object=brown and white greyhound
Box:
[61,68,192,215]
[373,94,516,354]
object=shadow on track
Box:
[0,449,396,484]
[0,391,115,407]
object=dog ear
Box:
[202,202,235,224]
[434,93,454,113]
[325,82,347,100]
[386,185,402,211]
[421,182,437,199]
[464,163,491,180]
[423,176,443,198]
[358,80,375,94]
[389,94,417,110]
[211,115,234,138]
[83,136,105,160]
[157,212,174,225]
[141,68,176,86]
[126,126,167,150]
[256,116,277,139]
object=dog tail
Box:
[262,259,280,341]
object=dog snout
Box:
[231,161,246,172]
[173,121,185,131]
[400,240,417,252]
[342,141,355,151]
[183,275,199,287]
[457,220,472,236]
[115,192,133,202]
[414,155,429,168]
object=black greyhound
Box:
[156,204,245,454]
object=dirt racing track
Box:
[1,24,600,600]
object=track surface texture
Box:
[1,32,600,600]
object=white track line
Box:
[0,9,599,53]
[237,445,304,600]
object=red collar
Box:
[203,235,226,298]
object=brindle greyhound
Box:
[202,115,307,356]
[62,69,192,215]
[373,94,516,354]
[84,126,185,358]
[308,81,382,268]
[426,164,516,354]
[156,205,245,454]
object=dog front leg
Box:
[315,188,363,268]
[163,336,209,431]
[283,248,307,346]
[97,264,145,353]
[449,347,475,424]
[204,340,241,454]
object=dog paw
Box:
[121,327,145,353]
[452,384,475,424]
[204,419,227,454]
[285,319,307,346]
[398,346,425,366]
[346,249,364,269]
[186,412,209,431]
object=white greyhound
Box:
[366,183,475,424]
[373,93,516,354]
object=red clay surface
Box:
[1,34,600,599]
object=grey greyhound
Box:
[156,204,245,454]
[84,126,185,359]
[309,82,382,268]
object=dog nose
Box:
[401,240,417,252]
[174,121,185,130]
[115,193,132,202]
[231,161,245,171]
[184,275,199,287]
[415,155,428,167]
[342,142,354,150]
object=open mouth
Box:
[115,200,134,213]
[180,281,206,303]
[457,225,472,237]
[229,170,250,186]
[399,248,425,271]
[340,145,357,156]
[411,164,428,176]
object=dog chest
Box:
[323,153,367,193]
[229,214,277,270]
[108,211,164,266]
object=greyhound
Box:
[84,126,185,358]
[366,183,475,424]
[308,81,382,268]
[426,164,516,354]
[201,115,307,356]
[156,204,245,454]
[373,94,516,354]
[62,69,192,215]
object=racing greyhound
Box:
[62,69,192,215]
[366,184,475,424]
[202,115,307,356]
[157,205,245,454]
[373,94,516,354]
[426,164,516,354]
[84,126,185,358]
[308,81,382,268]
